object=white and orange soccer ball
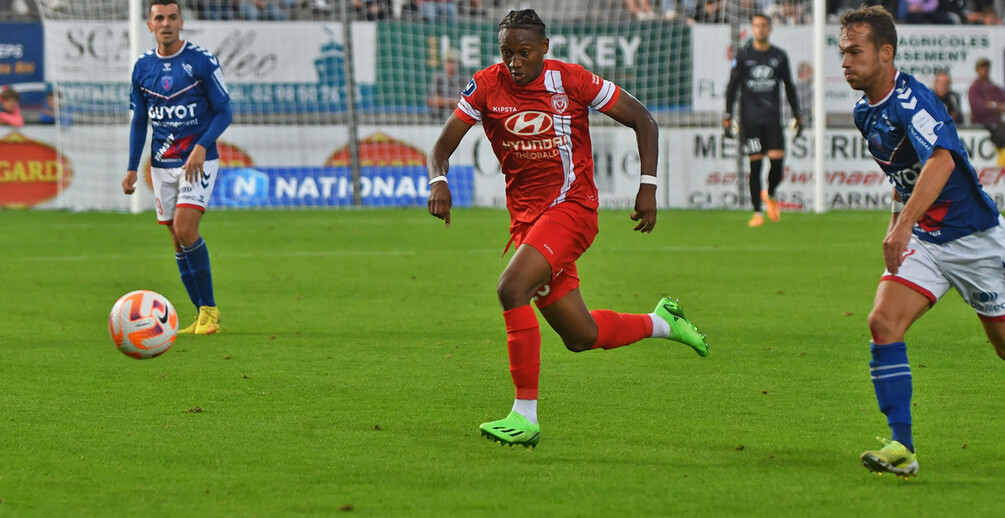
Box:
[108,290,179,359]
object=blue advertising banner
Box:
[211,165,474,208]
[0,22,45,85]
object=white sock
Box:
[649,313,670,338]
[512,399,538,424]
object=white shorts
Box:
[151,159,219,225]
[883,216,1005,320]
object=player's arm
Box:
[780,55,803,134]
[124,74,148,195]
[883,147,954,274]
[603,90,659,233]
[723,56,742,138]
[184,63,233,183]
[427,113,474,227]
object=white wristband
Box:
[428,175,447,186]
[640,176,658,186]
[892,200,905,213]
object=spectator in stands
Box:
[661,0,697,21]
[900,0,960,23]
[354,0,389,19]
[39,88,72,126]
[964,0,1003,24]
[795,61,814,125]
[625,0,656,19]
[969,57,1005,164]
[193,0,235,20]
[692,0,725,23]
[932,71,962,124]
[0,88,23,128]
[771,0,810,24]
[236,0,294,20]
[419,0,480,21]
[427,48,467,119]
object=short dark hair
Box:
[840,5,897,57]
[751,13,771,25]
[1,88,20,102]
[149,0,181,17]
[498,9,546,39]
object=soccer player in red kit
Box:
[427,9,710,448]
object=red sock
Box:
[503,305,540,400]
[589,310,653,350]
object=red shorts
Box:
[508,202,599,308]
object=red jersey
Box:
[454,59,620,223]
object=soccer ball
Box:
[108,290,179,359]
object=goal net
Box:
[11,0,911,214]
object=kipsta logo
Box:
[161,76,174,91]
[504,111,553,136]
[973,291,999,304]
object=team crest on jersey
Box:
[161,75,174,91]
[551,93,568,114]
[462,79,476,96]
[868,132,883,150]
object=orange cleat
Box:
[762,192,781,222]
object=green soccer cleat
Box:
[861,437,919,479]
[479,411,540,448]
[654,297,709,357]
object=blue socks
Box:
[181,236,215,308]
[870,342,914,452]
[175,252,200,309]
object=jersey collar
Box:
[868,71,900,108]
[156,41,187,60]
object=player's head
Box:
[976,57,991,80]
[148,0,184,52]
[933,70,951,96]
[0,88,19,113]
[444,47,459,76]
[498,9,549,86]
[839,6,897,93]
[751,13,771,44]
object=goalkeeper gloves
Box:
[722,114,735,139]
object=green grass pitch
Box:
[2,208,1004,516]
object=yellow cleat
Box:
[762,191,781,222]
[194,305,221,335]
[861,437,918,479]
[177,316,198,335]
[748,213,764,227]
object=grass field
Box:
[2,207,1004,516]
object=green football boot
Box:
[479,411,540,448]
[861,437,919,479]
[654,297,709,357]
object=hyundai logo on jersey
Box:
[504,112,554,136]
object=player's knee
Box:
[174,228,199,248]
[562,332,596,353]
[867,307,903,344]
[496,277,533,309]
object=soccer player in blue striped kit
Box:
[840,6,1005,478]
[121,0,232,335]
